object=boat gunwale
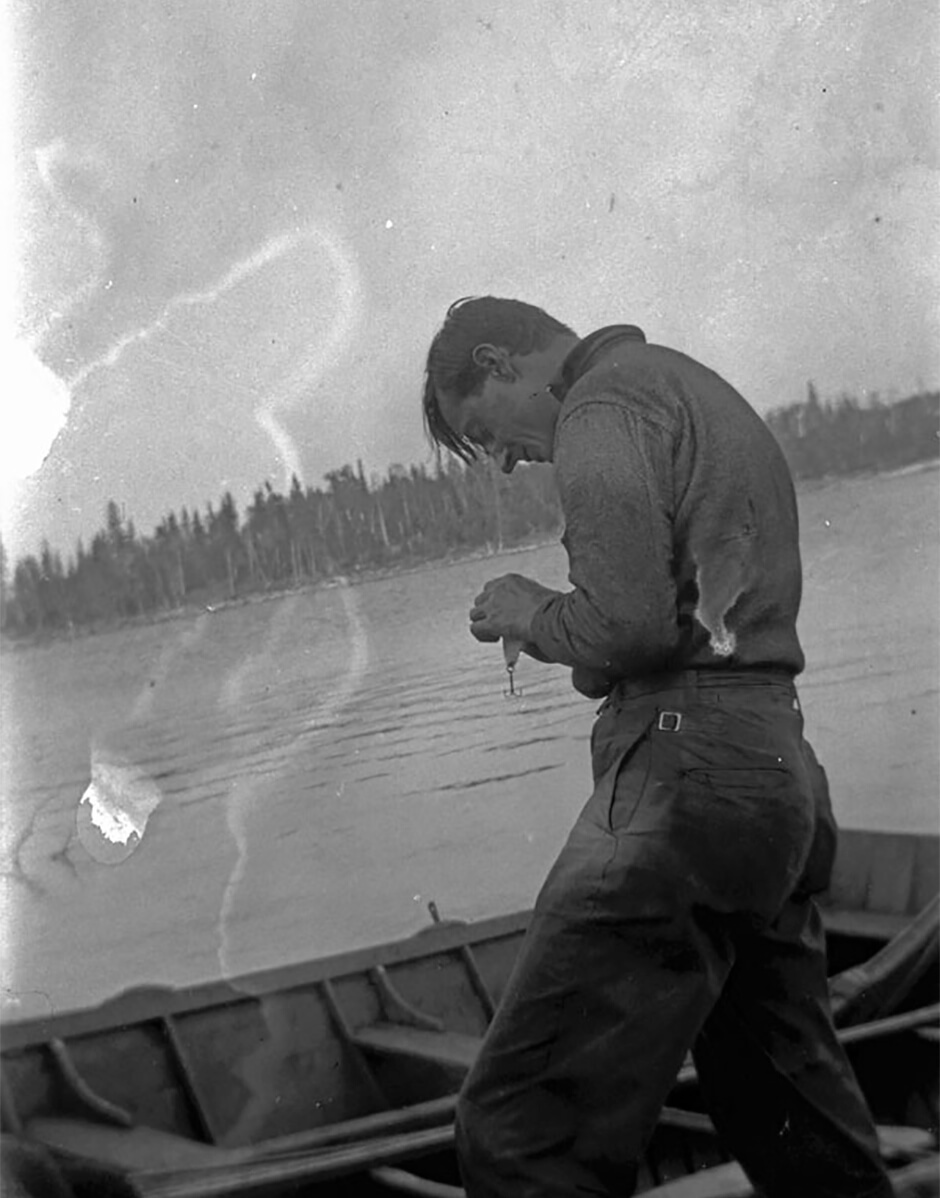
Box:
[1,910,531,1050]
[4,820,937,1051]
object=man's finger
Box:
[470,625,500,643]
[477,576,508,598]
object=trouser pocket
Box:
[671,758,816,921]
[587,715,657,834]
[532,716,658,921]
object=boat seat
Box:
[24,1117,456,1196]
[353,1023,482,1072]
[351,997,936,1082]
[875,1125,937,1163]
[822,907,914,941]
[25,1119,230,1171]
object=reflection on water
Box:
[0,467,937,1018]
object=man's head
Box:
[422,297,579,473]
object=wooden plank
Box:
[825,829,940,917]
[40,1023,194,1141]
[26,1110,938,1196]
[822,907,912,941]
[837,1003,940,1045]
[876,1125,936,1162]
[26,1095,462,1183]
[353,1025,481,1072]
[177,982,373,1144]
[826,829,878,913]
[26,1092,463,1175]
[134,1124,457,1196]
[26,1119,229,1170]
[369,1166,464,1197]
[866,835,918,916]
[912,836,940,913]
[889,1158,940,1197]
[639,1160,753,1197]
[255,1094,456,1155]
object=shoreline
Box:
[3,460,937,653]
[0,533,564,653]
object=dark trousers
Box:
[456,672,892,1197]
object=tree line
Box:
[1,386,937,640]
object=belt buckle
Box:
[658,711,682,732]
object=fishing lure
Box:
[502,637,523,696]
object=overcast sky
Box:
[3,0,938,560]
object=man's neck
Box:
[517,334,580,392]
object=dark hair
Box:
[422,296,576,462]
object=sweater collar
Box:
[550,325,646,401]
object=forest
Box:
[1,385,937,640]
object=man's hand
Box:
[469,574,558,644]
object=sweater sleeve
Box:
[527,398,679,681]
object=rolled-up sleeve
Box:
[527,399,679,682]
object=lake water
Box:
[1,465,937,1021]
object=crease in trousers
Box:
[456,671,892,1197]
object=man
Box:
[421,297,892,1197]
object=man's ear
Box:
[472,344,514,380]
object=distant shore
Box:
[3,460,937,654]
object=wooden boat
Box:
[2,827,937,1197]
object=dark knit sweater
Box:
[527,326,805,698]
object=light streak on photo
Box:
[254,407,302,487]
[253,223,363,490]
[214,581,369,1144]
[214,594,304,986]
[7,218,362,510]
[64,222,361,410]
[2,140,108,510]
[62,229,292,391]
[215,584,369,980]
[130,611,212,723]
[0,338,71,492]
[28,140,111,350]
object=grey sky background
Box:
[4,0,938,560]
